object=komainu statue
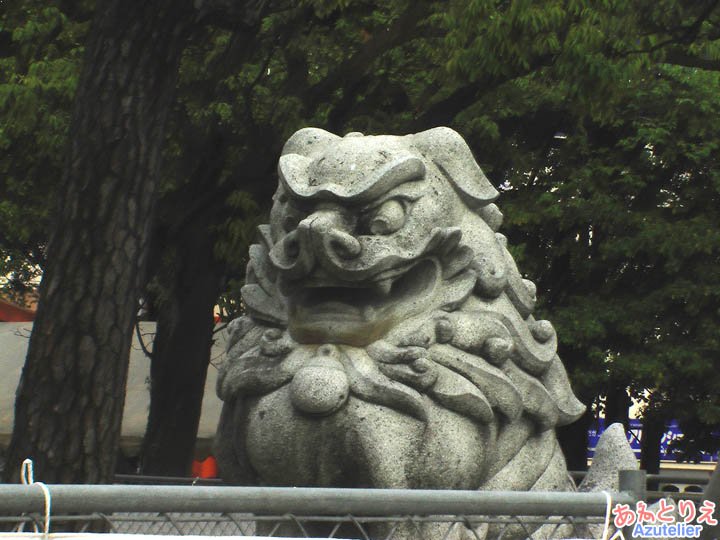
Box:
[215,127,587,538]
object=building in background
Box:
[0,299,36,322]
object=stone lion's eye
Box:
[283,213,301,232]
[368,199,405,235]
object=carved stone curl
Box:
[215,127,586,540]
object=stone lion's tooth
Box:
[362,305,377,320]
[373,278,393,295]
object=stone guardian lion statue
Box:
[215,127,587,539]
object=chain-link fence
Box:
[3,511,614,539]
[0,477,647,539]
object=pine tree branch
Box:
[414,54,555,129]
[300,2,433,115]
[195,0,270,28]
[135,320,155,359]
[662,46,720,71]
[614,0,720,59]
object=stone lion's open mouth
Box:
[287,258,439,345]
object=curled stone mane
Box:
[215,127,586,540]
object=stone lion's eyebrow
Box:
[278,154,426,203]
[362,157,426,201]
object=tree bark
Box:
[138,116,278,475]
[604,383,631,432]
[640,412,665,478]
[3,0,193,483]
[140,219,226,476]
[557,405,592,472]
[555,346,593,472]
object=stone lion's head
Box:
[216,127,585,505]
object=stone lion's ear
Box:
[410,127,499,207]
[282,127,341,157]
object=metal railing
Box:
[0,471,647,539]
[0,483,643,516]
[570,469,711,486]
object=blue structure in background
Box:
[587,418,719,463]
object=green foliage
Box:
[494,64,720,457]
[4,0,720,458]
[154,0,433,307]
[419,0,720,457]
[0,1,90,301]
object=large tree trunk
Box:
[604,383,631,431]
[3,0,193,484]
[557,403,592,472]
[140,220,226,476]
[555,347,593,472]
[641,411,665,489]
[138,121,278,475]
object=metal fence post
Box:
[619,469,647,502]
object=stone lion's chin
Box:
[287,258,440,346]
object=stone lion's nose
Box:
[326,229,361,259]
[297,208,361,262]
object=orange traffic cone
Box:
[200,457,218,478]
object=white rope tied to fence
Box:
[599,490,612,540]
[19,459,52,540]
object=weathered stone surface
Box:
[215,127,587,539]
[579,423,639,540]
[580,422,639,493]
[644,497,683,540]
